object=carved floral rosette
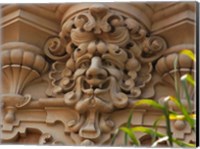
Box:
[44,4,167,143]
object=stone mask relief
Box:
[44,4,166,142]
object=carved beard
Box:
[64,75,128,114]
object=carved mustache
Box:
[77,76,128,112]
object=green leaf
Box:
[180,49,196,61]
[131,127,163,137]
[174,141,196,147]
[151,136,169,147]
[110,128,119,145]
[162,99,173,147]
[164,96,180,108]
[120,127,140,146]
[125,110,133,145]
[134,99,164,110]
[152,115,165,143]
[131,127,195,147]
[190,114,196,120]
[181,78,193,112]
[173,56,181,103]
[181,108,195,129]
[163,96,195,131]
[169,114,185,120]
[181,74,195,87]
[169,113,196,120]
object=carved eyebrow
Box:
[75,54,92,67]
[102,54,125,68]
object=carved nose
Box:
[86,57,107,80]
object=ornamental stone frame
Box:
[0,2,196,146]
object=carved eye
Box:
[103,60,112,67]
[79,61,90,68]
[114,49,121,54]
[114,65,120,69]
[103,60,121,69]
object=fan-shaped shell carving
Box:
[156,52,193,77]
[155,52,194,92]
[2,45,49,94]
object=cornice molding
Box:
[1,9,59,35]
[152,2,196,22]
[152,8,196,33]
[1,4,59,22]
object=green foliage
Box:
[118,50,196,147]
[181,74,195,87]
[180,49,196,61]
[110,128,119,145]
[120,127,140,146]
[133,99,163,110]
[124,110,134,145]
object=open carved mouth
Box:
[82,78,110,90]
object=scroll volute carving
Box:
[1,42,49,123]
[45,4,167,142]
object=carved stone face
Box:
[47,4,156,114]
[64,41,131,113]
[74,42,126,89]
[45,4,166,141]
[49,37,153,115]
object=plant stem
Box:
[110,129,119,145]
[174,56,181,102]
[163,103,173,147]
[181,80,193,113]
[125,110,133,145]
